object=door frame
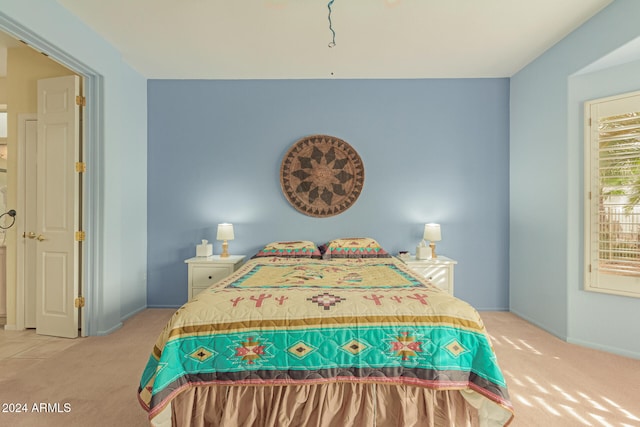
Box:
[16,113,36,331]
[0,13,104,336]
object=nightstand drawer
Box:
[191,285,211,298]
[192,266,233,287]
[412,265,450,292]
[403,255,457,296]
[185,255,246,301]
[191,266,233,298]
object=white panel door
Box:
[35,75,81,338]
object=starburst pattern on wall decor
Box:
[280,135,364,217]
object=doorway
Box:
[13,72,83,339]
[0,18,103,337]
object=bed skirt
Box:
[155,384,483,427]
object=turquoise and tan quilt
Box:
[138,257,514,425]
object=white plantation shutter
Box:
[585,91,640,298]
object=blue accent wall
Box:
[147,78,510,309]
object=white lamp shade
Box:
[216,223,234,240]
[423,223,441,242]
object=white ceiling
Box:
[18,0,616,79]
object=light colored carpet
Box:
[481,312,640,427]
[0,308,174,427]
[0,309,638,426]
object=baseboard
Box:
[3,323,17,331]
[0,316,5,327]
[146,304,181,309]
[120,305,147,323]
[96,322,122,336]
[566,337,640,360]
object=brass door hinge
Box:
[75,231,86,241]
[76,162,86,173]
[75,296,85,308]
[76,95,86,107]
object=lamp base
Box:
[429,242,437,258]
[221,240,229,258]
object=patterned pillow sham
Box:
[252,241,322,259]
[324,237,391,258]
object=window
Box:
[584,91,640,298]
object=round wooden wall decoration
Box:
[280,135,365,217]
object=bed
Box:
[138,238,514,426]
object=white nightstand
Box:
[403,255,457,296]
[185,255,246,300]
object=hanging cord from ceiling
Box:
[327,0,336,48]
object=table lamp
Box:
[216,223,234,258]
[423,223,441,259]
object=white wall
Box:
[511,0,640,358]
[0,0,147,335]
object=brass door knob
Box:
[26,232,37,239]
[36,234,46,241]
